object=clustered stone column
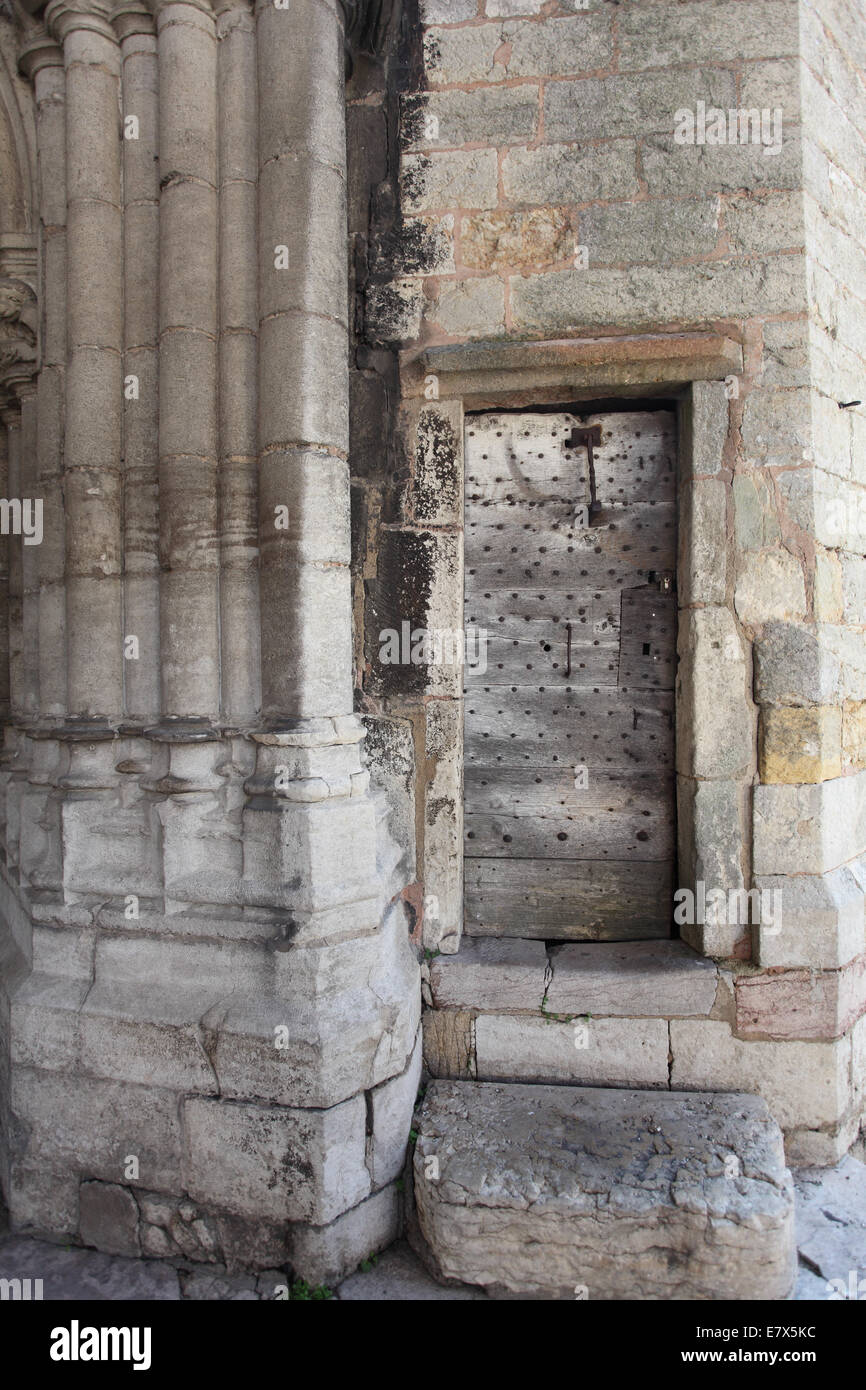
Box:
[0,0,419,1284]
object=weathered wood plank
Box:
[464,857,673,939]
[463,616,620,688]
[464,767,672,814]
[464,686,674,769]
[464,808,674,860]
[465,410,676,506]
[465,502,676,587]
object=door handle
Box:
[566,424,603,525]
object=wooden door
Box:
[463,409,677,940]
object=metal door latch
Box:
[566,424,603,525]
[649,570,675,593]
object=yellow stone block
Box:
[760,706,842,783]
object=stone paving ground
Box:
[0,1157,863,1301]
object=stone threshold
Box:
[427,937,719,1018]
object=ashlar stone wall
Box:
[352,0,866,1164]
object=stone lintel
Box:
[400,332,744,405]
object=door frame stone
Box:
[397,330,749,959]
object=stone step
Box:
[411,1080,797,1300]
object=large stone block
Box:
[242,791,380,923]
[678,477,726,605]
[733,473,781,551]
[580,196,721,267]
[617,1,798,68]
[503,142,639,205]
[431,277,505,338]
[422,699,463,953]
[422,1008,475,1080]
[678,776,747,894]
[726,190,805,255]
[754,865,866,970]
[211,903,420,1108]
[402,88,538,151]
[734,548,807,625]
[754,622,866,706]
[429,937,547,1011]
[474,1014,669,1088]
[546,68,735,143]
[676,607,755,780]
[412,1081,796,1299]
[753,772,866,876]
[689,380,729,477]
[670,1019,851,1134]
[642,135,803,202]
[402,399,462,527]
[289,1184,401,1287]
[546,940,718,1018]
[510,258,805,335]
[759,705,842,783]
[401,150,499,213]
[62,792,162,898]
[500,13,613,77]
[183,1093,370,1226]
[794,1155,866,1290]
[10,1069,184,1195]
[735,957,866,1041]
[363,715,417,894]
[461,208,572,272]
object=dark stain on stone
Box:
[426,795,454,827]
[399,150,430,207]
[365,529,436,696]
[399,92,429,151]
[414,408,459,521]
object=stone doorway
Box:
[463,408,678,941]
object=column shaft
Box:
[216,0,259,726]
[156,0,220,720]
[50,4,124,718]
[32,47,68,718]
[256,0,353,722]
[116,4,161,721]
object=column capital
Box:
[45,0,117,43]
[110,0,155,38]
[18,31,65,81]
